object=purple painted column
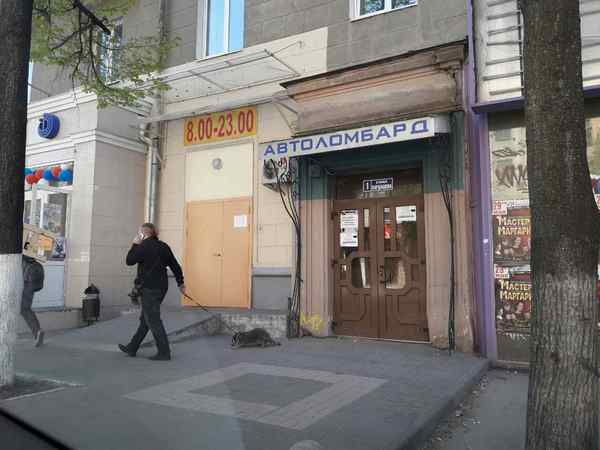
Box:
[466,0,497,359]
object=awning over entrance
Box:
[258,115,450,160]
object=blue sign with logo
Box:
[38,113,60,139]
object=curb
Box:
[396,357,490,450]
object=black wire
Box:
[269,159,303,338]
[439,134,456,355]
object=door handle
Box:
[213,253,222,257]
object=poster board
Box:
[23,223,59,262]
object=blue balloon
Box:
[59,169,73,183]
[43,168,54,181]
[24,168,32,176]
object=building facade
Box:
[470,0,600,362]
[27,0,479,351]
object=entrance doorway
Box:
[332,169,428,341]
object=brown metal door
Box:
[376,197,428,341]
[332,200,379,338]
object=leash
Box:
[182,292,237,334]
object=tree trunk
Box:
[521,1,600,449]
[0,0,33,387]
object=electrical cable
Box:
[439,131,456,355]
[269,159,303,338]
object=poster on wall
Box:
[490,131,529,201]
[492,201,531,266]
[495,269,532,333]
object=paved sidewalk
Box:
[5,328,487,450]
[420,370,528,450]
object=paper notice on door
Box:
[234,215,248,228]
[340,231,358,247]
[340,210,359,230]
[396,206,417,223]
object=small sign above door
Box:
[363,178,393,193]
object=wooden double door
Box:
[332,196,428,341]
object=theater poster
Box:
[495,269,532,333]
[492,200,531,267]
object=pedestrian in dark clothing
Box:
[22,242,45,347]
[119,223,186,361]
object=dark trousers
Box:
[21,285,41,337]
[127,288,170,356]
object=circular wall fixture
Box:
[38,113,60,139]
[212,158,223,170]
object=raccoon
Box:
[231,328,281,349]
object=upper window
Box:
[355,0,417,18]
[205,0,244,57]
[97,20,123,82]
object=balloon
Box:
[59,169,73,183]
[51,166,61,178]
[37,178,49,186]
[43,169,54,181]
[25,174,37,185]
[25,168,32,176]
[34,169,44,180]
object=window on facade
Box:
[356,0,417,17]
[206,0,244,57]
[97,20,123,82]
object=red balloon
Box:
[51,166,61,178]
[34,169,44,180]
[25,174,38,185]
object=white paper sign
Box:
[234,215,248,228]
[340,210,359,230]
[396,206,417,223]
[340,231,358,247]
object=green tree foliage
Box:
[30,0,177,107]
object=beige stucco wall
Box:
[157,103,295,271]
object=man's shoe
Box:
[148,354,171,361]
[34,330,44,348]
[118,344,136,357]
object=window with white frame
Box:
[205,0,244,57]
[97,20,123,82]
[354,0,417,18]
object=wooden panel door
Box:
[332,199,380,338]
[376,197,428,341]
[221,198,252,308]
[184,201,224,307]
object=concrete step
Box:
[200,308,288,339]
[45,309,221,352]
[18,308,81,335]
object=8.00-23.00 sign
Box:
[184,107,257,146]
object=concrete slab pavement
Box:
[5,332,488,450]
[420,370,528,450]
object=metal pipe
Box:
[139,124,155,223]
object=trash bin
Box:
[82,284,100,325]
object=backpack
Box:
[26,259,45,292]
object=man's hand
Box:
[133,233,143,245]
[179,284,187,296]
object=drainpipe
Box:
[139,124,158,224]
[138,0,166,225]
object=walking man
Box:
[22,243,45,347]
[119,223,185,361]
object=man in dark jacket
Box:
[119,223,185,361]
[22,242,44,347]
